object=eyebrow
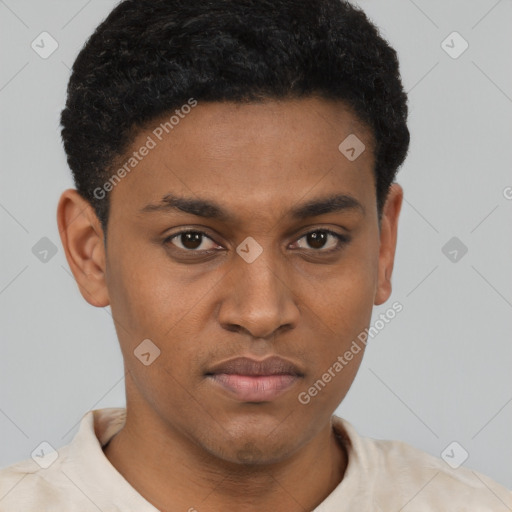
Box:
[139,192,365,221]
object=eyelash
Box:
[163,228,350,256]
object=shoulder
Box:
[0,408,127,511]
[332,416,512,510]
[0,448,92,511]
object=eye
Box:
[164,228,349,256]
[293,229,349,253]
[165,230,220,252]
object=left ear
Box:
[374,182,403,305]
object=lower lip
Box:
[207,374,299,402]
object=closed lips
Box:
[205,356,304,377]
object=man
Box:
[1,0,510,510]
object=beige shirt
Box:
[0,407,510,511]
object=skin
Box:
[57,97,403,512]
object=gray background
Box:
[1,0,511,491]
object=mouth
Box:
[205,356,304,402]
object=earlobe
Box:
[57,189,110,307]
[374,183,403,306]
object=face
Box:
[59,97,402,466]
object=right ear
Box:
[56,189,110,307]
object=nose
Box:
[217,244,300,339]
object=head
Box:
[58,0,409,466]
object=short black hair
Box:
[60,0,410,234]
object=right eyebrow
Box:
[139,191,365,222]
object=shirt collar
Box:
[64,407,369,511]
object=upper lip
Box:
[206,356,304,377]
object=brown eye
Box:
[180,232,203,250]
[306,231,328,249]
[295,230,348,252]
[166,231,219,252]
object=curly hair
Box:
[60,0,410,232]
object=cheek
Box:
[297,274,372,411]
[306,276,372,389]
[304,245,377,344]
[107,252,204,407]
[106,238,200,334]
[320,271,375,339]
[106,242,218,387]
[298,235,377,393]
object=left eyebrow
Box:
[289,193,365,219]
[139,193,230,221]
[139,192,365,221]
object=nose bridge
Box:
[219,239,298,337]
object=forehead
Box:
[108,97,376,223]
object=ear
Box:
[374,182,403,306]
[56,189,110,307]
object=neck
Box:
[103,409,347,512]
